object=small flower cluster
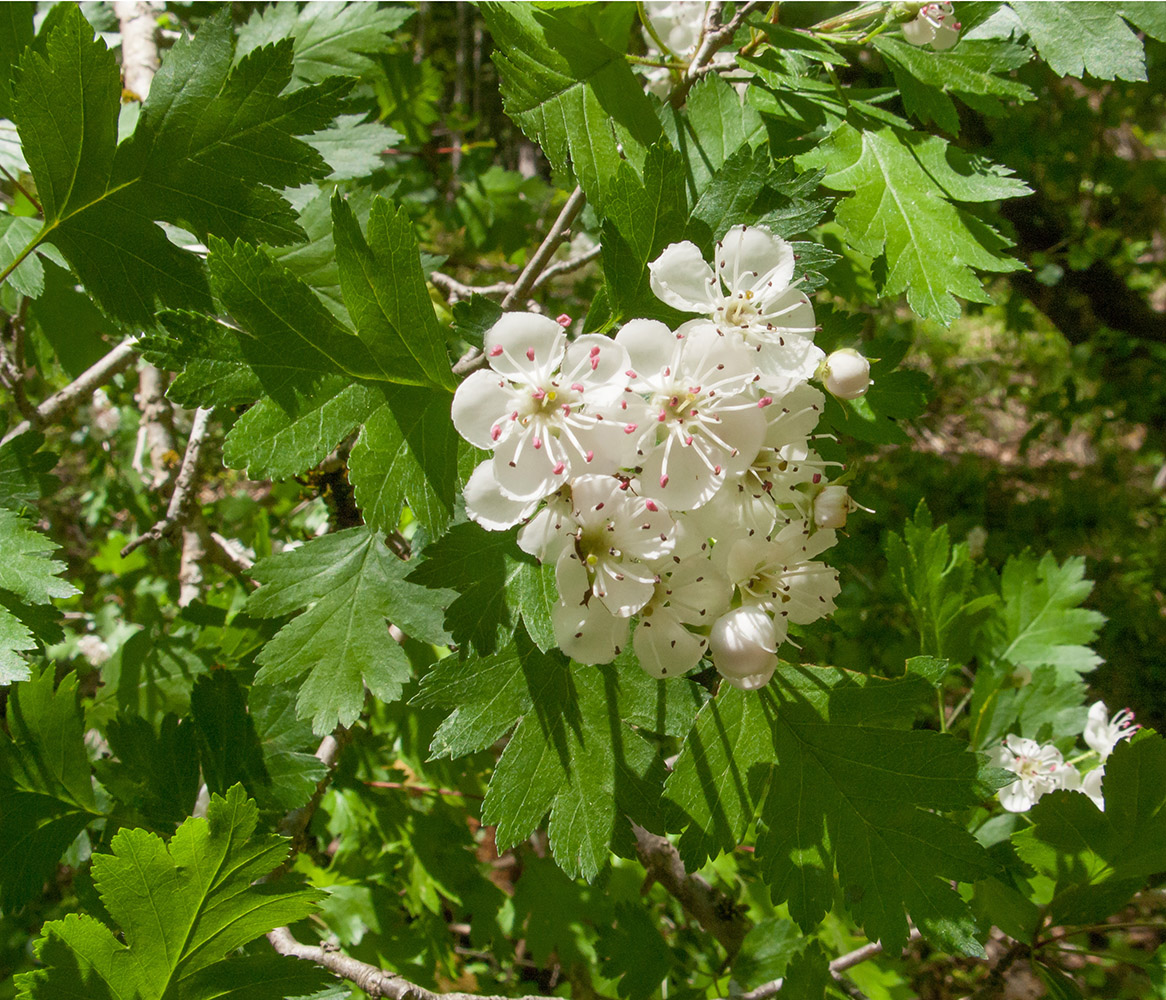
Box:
[992,702,1139,813]
[453,226,869,689]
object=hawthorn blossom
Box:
[648,226,822,393]
[990,735,1079,813]
[901,2,960,50]
[725,519,841,625]
[452,313,631,504]
[821,348,871,400]
[633,561,732,678]
[1084,701,1138,761]
[616,319,768,511]
[709,605,780,690]
[554,475,676,620]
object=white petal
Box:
[724,664,775,690]
[615,318,680,378]
[1081,767,1105,810]
[931,22,959,49]
[485,312,565,381]
[562,334,629,402]
[452,370,515,449]
[464,462,538,530]
[552,600,630,665]
[633,612,707,678]
[648,241,719,313]
[997,780,1035,813]
[901,16,936,45]
[666,562,733,625]
[710,606,782,679]
[517,501,575,562]
[492,427,566,501]
[781,562,841,625]
[595,563,657,618]
[717,226,795,297]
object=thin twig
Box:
[364,779,484,800]
[633,823,750,958]
[531,244,602,290]
[268,926,552,1000]
[121,406,213,556]
[1,337,140,446]
[729,929,923,1000]
[429,271,510,305]
[277,729,351,843]
[208,530,255,573]
[673,1,766,105]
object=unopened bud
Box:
[710,606,780,683]
[822,348,871,400]
[813,485,853,529]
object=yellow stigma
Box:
[586,553,598,567]
[745,289,754,300]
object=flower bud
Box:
[822,349,871,400]
[813,485,853,530]
[710,606,779,682]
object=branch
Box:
[672,1,765,105]
[0,337,140,446]
[451,187,587,377]
[121,406,213,556]
[429,271,510,305]
[531,244,601,290]
[268,926,552,1000]
[277,729,350,843]
[633,823,750,957]
[729,929,923,1000]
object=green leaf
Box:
[872,36,1035,134]
[0,2,34,119]
[778,940,831,1000]
[1013,733,1166,925]
[0,666,100,910]
[756,666,995,953]
[732,917,804,991]
[406,522,560,655]
[15,785,322,1000]
[1010,2,1152,82]
[223,379,383,479]
[984,551,1105,676]
[601,143,688,321]
[139,312,265,409]
[247,526,450,733]
[347,386,460,537]
[0,214,45,297]
[248,686,330,813]
[332,193,456,391]
[0,509,78,682]
[414,625,572,759]
[798,125,1026,324]
[0,431,56,509]
[90,627,212,729]
[596,901,672,1000]
[885,500,997,662]
[306,114,400,180]
[10,8,349,322]
[189,672,270,802]
[96,713,199,834]
[237,0,413,84]
[481,659,683,881]
[480,2,662,207]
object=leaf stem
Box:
[0,163,42,214]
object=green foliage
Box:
[481,2,661,207]
[0,666,99,910]
[246,526,450,733]
[13,6,348,323]
[885,500,996,662]
[1010,1,1166,82]
[0,508,77,681]
[14,784,327,1000]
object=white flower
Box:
[813,485,856,530]
[554,475,677,618]
[902,2,960,50]
[452,313,632,504]
[990,735,1078,813]
[648,226,822,393]
[821,348,871,400]
[76,633,112,666]
[633,561,732,679]
[1083,701,1138,761]
[616,319,768,511]
[726,519,840,624]
[552,597,630,665]
[1081,766,1106,811]
[710,605,781,686]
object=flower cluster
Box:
[991,702,1139,813]
[453,226,869,689]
